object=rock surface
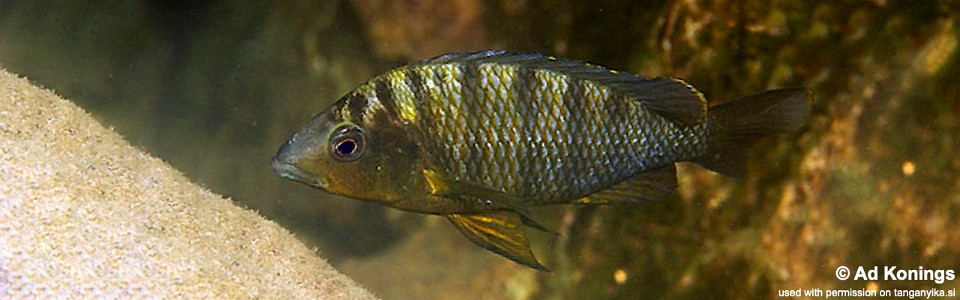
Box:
[0,69,375,299]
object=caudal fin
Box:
[694,88,811,178]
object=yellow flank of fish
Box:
[439,65,467,157]
[361,86,384,124]
[419,68,442,108]
[479,63,516,106]
[439,64,463,109]
[580,78,609,132]
[386,71,418,123]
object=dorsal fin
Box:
[413,50,707,125]
[620,78,707,125]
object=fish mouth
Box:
[270,157,325,189]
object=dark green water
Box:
[1,1,957,298]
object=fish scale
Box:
[397,60,696,204]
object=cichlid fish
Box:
[271,50,810,271]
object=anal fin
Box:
[578,164,678,204]
[447,211,549,271]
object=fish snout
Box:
[270,142,325,188]
[271,156,327,188]
[270,155,300,181]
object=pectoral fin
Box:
[447,211,549,271]
[578,164,678,204]
[424,169,524,207]
[424,169,553,232]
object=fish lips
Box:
[270,152,326,189]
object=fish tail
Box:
[695,88,811,178]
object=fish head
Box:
[271,89,422,204]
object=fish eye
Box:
[330,126,365,161]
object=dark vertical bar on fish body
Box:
[427,65,456,176]
[611,94,634,173]
[580,76,613,196]
[458,62,485,187]
[485,63,513,192]
[596,82,617,187]
[536,69,570,202]
[578,78,601,191]
[599,90,628,187]
[510,64,537,197]
[346,92,368,123]
[404,68,426,107]
[564,75,590,199]
[474,63,503,190]
[404,68,440,165]
[373,77,397,119]
[460,63,481,111]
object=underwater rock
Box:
[0,69,376,299]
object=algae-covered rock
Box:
[0,69,375,299]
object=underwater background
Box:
[1,1,957,299]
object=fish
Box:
[270,50,811,271]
